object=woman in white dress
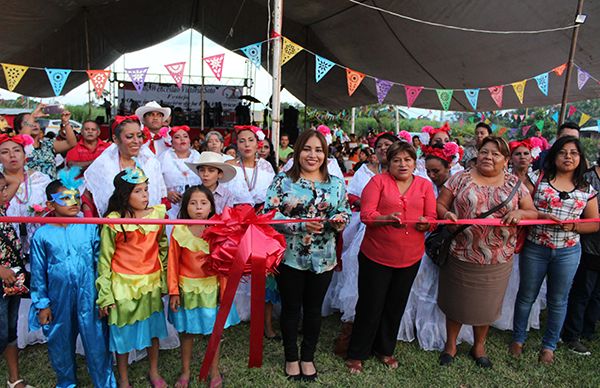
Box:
[492,139,545,331]
[397,143,474,351]
[158,126,201,220]
[84,116,179,363]
[223,126,279,338]
[332,133,399,356]
[0,134,51,351]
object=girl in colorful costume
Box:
[168,185,239,388]
[96,166,169,388]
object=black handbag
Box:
[426,180,521,266]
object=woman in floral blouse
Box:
[512,136,599,364]
[264,130,349,381]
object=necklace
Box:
[240,158,258,191]
[14,171,30,204]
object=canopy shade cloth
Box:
[1,0,599,111]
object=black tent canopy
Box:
[1,0,599,111]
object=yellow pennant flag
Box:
[511,80,527,104]
[281,37,303,65]
[2,63,29,91]
[579,112,591,127]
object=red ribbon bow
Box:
[509,139,532,153]
[198,205,286,380]
[111,115,140,130]
[169,125,190,136]
[0,133,34,147]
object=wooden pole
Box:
[271,0,283,162]
[559,0,585,124]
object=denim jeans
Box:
[513,241,581,350]
[0,295,21,354]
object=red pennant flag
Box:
[346,68,365,96]
[553,64,567,77]
[271,30,282,39]
[568,105,577,117]
[404,85,423,108]
[203,54,225,81]
[165,62,186,89]
[86,70,111,98]
[498,127,507,136]
[488,86,504,108]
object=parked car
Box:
[37,119,81,135]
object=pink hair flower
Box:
[398,130,412,143]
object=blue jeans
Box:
[513,241,581,350]
[0,295,21,354]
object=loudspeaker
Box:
[282,107,299,144]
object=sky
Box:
[0,29,302,108]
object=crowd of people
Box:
[0,100,599,388]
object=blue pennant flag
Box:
[240,43,262,68]
[491,123,498,131]
[315,55,335,83]
[45,68,71,96]
[534,73,549,96]
[551,111,559,123]
[597,120,600,131]
[464,89,479,111]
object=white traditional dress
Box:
[397,178,474,350]
[83,143,179,363]
[158,148,202,220]
[10,169,52,350]
[323,163,375,320]
[221,158,276,321]
[84,144,167,217]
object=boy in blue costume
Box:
[29,168,115,388]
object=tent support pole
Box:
[200,0,205,132]
[271,0,283,162]
[350,107,356,134]
[84,9,92,118]
[559,0,585,125]
[395,106,400,134]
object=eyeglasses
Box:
[558,150,580,158]
[22,121,36,127]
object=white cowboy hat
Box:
[185,151,237,183]
[135,101,171,120]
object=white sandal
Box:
[6,379,34,388]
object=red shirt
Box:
[360,173,436,268]
[65,138,110,164]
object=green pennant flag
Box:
[468,117,475,123]
[535,120,544,130]
[436,89,453,111]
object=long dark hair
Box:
[543,136,588,189]
[104,170,143,218]
[261,137,279,172]
[178,185,216,219]
[286,130,329,182]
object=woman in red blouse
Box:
[345,142,436,373]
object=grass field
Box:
[4,313,600,387]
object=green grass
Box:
[3,313,600,387]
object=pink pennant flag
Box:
[513,114,518,120]
[519,114,525,121]
[404,85,423,108]
[164,61,186,89]
[488,86,504,108]
[521,125,532,136]
[568,105,577,117]
[203,54,224,81]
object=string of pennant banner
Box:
[1,35,600,123]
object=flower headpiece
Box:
[421,123,451,145]
[121,159,148,184]
[509,137,542,160]
[422,141,464,165]
[398,130,412,143]
[234,125,266,141]
[316,125,333,145]
[111,115,140,130]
